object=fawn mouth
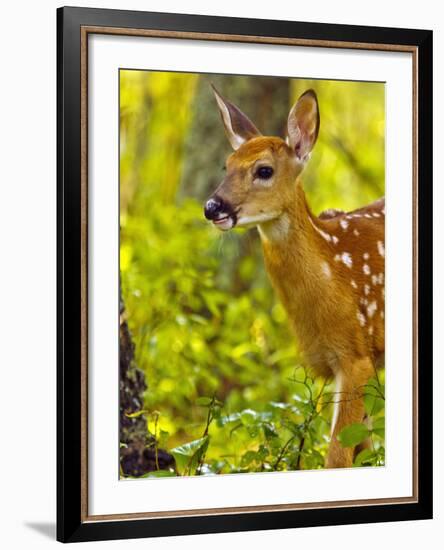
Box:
[212,207,240,231]
[213,213,236,231]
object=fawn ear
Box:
[287,89,320,162]
[212,84,261,150]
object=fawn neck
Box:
[258,179,328,276]
[258,180,336,355]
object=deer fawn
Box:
[204,85,385,469]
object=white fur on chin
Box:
[213,217,234,231]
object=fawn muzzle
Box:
[204,196,225,219]
[204,196,237,231]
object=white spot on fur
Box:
[321,209,338,218]
[363,264,371,275]
[351,279,358,289]
[360,297,368,306]
[367,301,378,318]
[363,252,370,260]
[368,326,374,336]
[377,273,384,284]
[339,219,349,230]
[332,235,339,245]
[321,261,331,279]
[364,284,370,296]
[372,212,380,218]
[357,311,366,327]
[377,240,385,257]
[371,274,378,285]
[353,229,360,237]
[380,310,384,319]
[341,252,353,268]
[309,217,332,243]
[364,213,372,219]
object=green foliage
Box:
[141,470,177,479]
[336,376,385,466]
[337,423,371,447]
[119,70,385,477]
[364,377,386,416]
[171,436,209,476]
[354,447,385,468]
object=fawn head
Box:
[204,85,320,231]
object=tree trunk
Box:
[119,286,175,477]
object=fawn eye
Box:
[256,166,274,179]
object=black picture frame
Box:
[57,5,433,543]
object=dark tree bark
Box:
[119,287,175,477]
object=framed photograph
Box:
[57,6,433,543]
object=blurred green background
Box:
[120,70,385,476]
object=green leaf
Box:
[257,444,269,461]
[189,314,208,325]
[124,409,148,418]
[263,423,279,440]
[217,412,241,426]
[240,450,258,467]
[268,401,291,411]
[282,420,304,437]
[302,449,325,470]
[240,409,259,426]
[337,423,370,447]
[246,426,259,438]
[170,436,209,475]
[195,397,213,407]
[372,417,385,439]
[364,380,385,416]
[353,448,375,467]
[201,291,221,317]
[158,429,169,447]
[291,395,314,416]
[140,469,176,478]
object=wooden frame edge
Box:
[80,25,89,523]
[82,25,418,53]
[84,496,418,523]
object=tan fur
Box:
[210,89,385,468]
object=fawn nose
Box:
[204,197,224,220]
